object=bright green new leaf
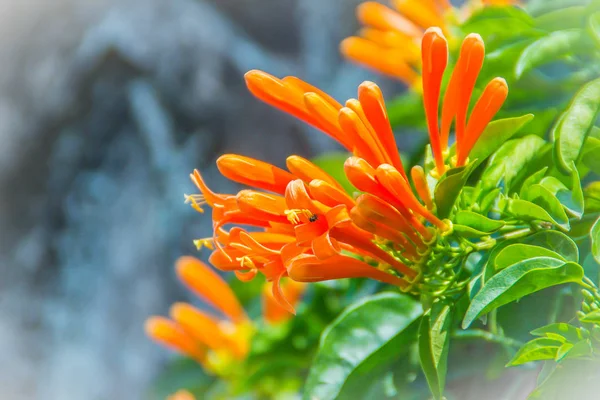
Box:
[494,244,566,271]
[584,182,600,212]
[580,309,600,324]
[304,292,422,400]
[535,6,587,30]
[455,211,505,233]
[520,167,548,198]
[522,184,571,230]
[587,11,600,47]
[482,135,547,192]
[469,114,535,163]
[592,217,600,263]
[434,162,478,219]
[478,187,501,215]
[516,30,587,78]
[507,338,562,366]
[501,197,570,231]
[463,257,584,328]
[418,303,452,400]
[581,137,600,175]
[553,77,600,174]
[531,323,584,343]
[522,231,579,262]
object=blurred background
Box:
[0,0,407,398]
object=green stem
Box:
[453,329,523,348]
[472,227,533,251]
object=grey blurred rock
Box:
[0,0,398,399]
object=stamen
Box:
[184,194,206,213]
[193,238,214,251]
[236,256,257,270]
[284,209,314,224]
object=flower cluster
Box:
[145,256,303,375]
[341,0,518,87]
[184,27,508,311]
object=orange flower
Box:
[145,256,252,374]
[183,27,508,314]
[340,0,519,86]
[421,28,508,175]
[262,279,307,324]
[167,390,196,400]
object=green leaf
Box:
[591,217,600,264]
[500,197,570,231]
[304,292,422,400]
[581,137,600,175]
[482,135,547,192]
[584,182,600,212]
[470,114,535,163]
[479,187,501,215]
[516,30,588,78]
[507,338,562,366]
[520,167,549,198]
[418,303,452,400]
[463,257,585,328]
[434,162,478,219]
[312,152,354,194]
[553,77,600,174]
[540,166,584,219]
[455,211,505,233]
[522,184,571,230]
[556,339,593,361]
[580,308,600,324]
[535,6,587,30]
[494,244,566,271]
[522,231,579,263]
[587,11,600,47]
[531,323,584,343]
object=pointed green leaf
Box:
[418,303,452,400]
[507,338,562,366]
[531,323,584,343]
[434,162,478,219]
[494,244,566,271]
[516,30,588,78]
[592,217,600,264]
[463,257,584,328]
[580,308,600,324]
[522,184,571,230]
[482,135,547,191]
[455,211,505,233]
[304,292,422,400]
[470,114,534,162]
[520,167,549,198]
[501,197,570,231]
[553,77,600,174]
[522,231,579,263]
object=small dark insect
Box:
[309,214,319,222]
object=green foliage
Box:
[303,292,422,400]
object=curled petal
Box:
[176,256,248,323]
[263,280,307,324]
[285,179,323,215]
[312,232,341,260]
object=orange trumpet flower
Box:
[181,27,508,316]
[340,0,519,86]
